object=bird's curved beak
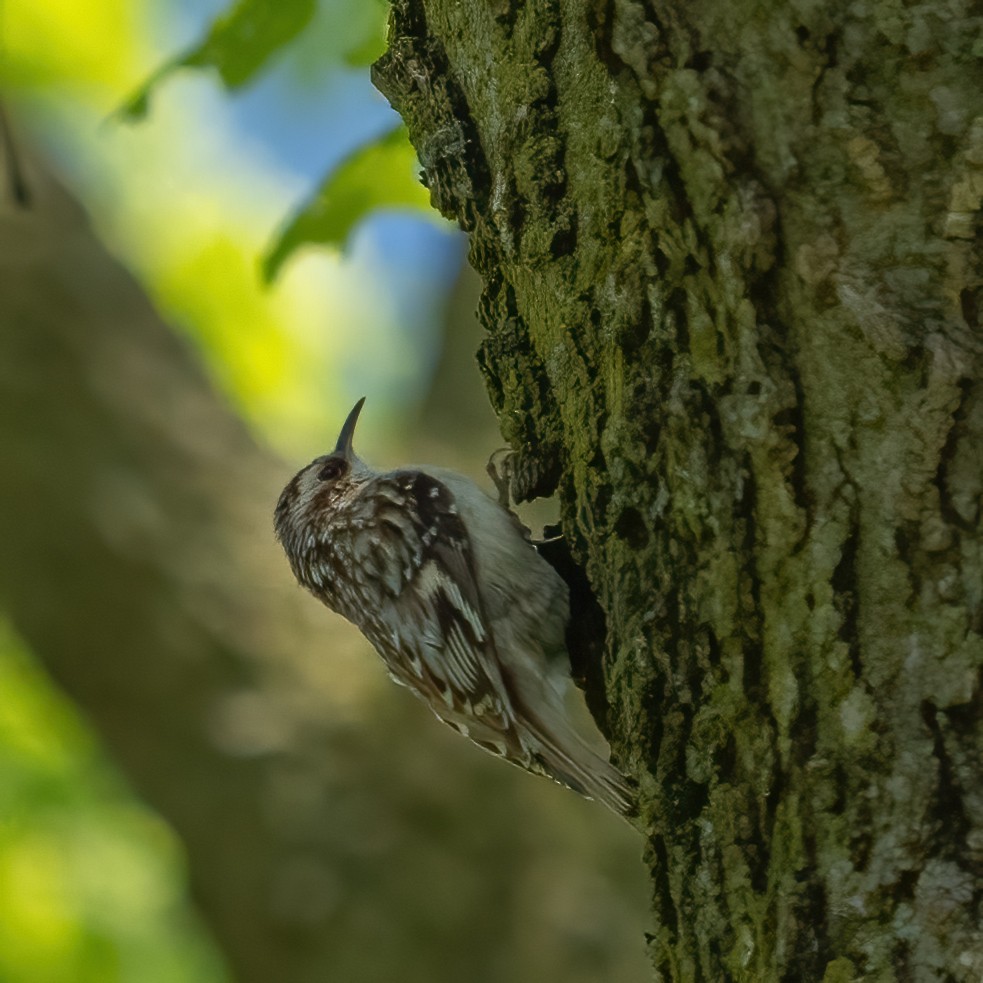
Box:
[334,397,366,459]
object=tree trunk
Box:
[374,1,983,978]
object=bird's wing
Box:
[355,470,521,742]
[348,470,637,815]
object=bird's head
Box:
[274,397,374,554]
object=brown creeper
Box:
[274,398,636,818]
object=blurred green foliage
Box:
[118,0,386,117]
[0,622,228,982]
[118,0,424,275]
[118,0,318,120]
[263,124,433,280]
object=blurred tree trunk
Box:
[0,159,647,981]
[375,1,983,979]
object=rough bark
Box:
[374,0,983,978]
[0,160,647,981]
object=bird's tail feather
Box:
[528,723,637,819]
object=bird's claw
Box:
[486,448,516,510]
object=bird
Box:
[274,397,636,818]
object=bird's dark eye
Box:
[317,459,347,482]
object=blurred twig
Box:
[0,101,30,207]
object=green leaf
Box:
[263,126,437,282]
[117,0,317,121]
[274,0,388,84]
[182,0,317,88]
[342,11,389,68]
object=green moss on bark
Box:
[375,0,983,977]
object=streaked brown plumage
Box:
[274,398,636,817]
